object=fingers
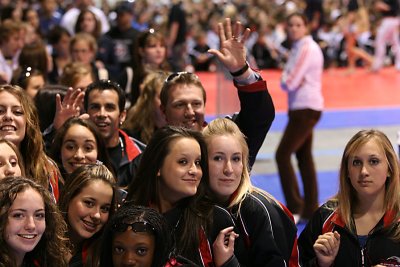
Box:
[233,21,242,40]
[313,231,340,256]
[55,94,62,112]
[240,28,251,44]
[217,22,226,44]
[224,18,232,39]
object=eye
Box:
[10,159,18,167]
[113,246,124,255]
[369,158,380,165]
[136,247,149,256]
[105,104,117,111]
[100,205,110,213]
[13,109,24,116]
[84,145,95,152]
[174,102,185,109]
[195,159,201,166]
[88,104,100,111]
[352,159,362,166]
[35,212,45,220]
[178,159,188,165]
[64,143,76,151]
[12,212,24,219]
[213,155,222,161]
[192,101,202,108]
[83,200,94,207]
[232,156,242,162]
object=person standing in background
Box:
[276,12,324,223]
[167,0,187,72]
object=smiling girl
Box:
[0,176,69,266]
[58,164,117,266]
[50,117,113,179]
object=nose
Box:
[4,164,15,176]
[90,207,101,221]
[24,216,36,231]
[184,104,195,116]
[360,164,369,176]
[122,251,137,266]
[2,109,13,121]
[98,106,106,117]
[74,148,85,160]
[188,163,199,176]
[223,161,233,176]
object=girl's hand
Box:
[313,231,340,267]
[212,226,239,267]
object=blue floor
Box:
[207,107,400,131]
[251,171,339,234]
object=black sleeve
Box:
[298,207,325,267]
[232,80,275,167]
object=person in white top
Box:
[60,0,110,35]
[0,21,24,84]
[276,12,324,223]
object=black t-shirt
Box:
[168,2,187,45]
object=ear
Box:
[119,109,127,124]
[157,170,161,177]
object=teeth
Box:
[19,234,36,239]
[0,126,16,131]
[96,122,107,127]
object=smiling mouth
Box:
[0,125,17,131]
[82,220,98,232]
[95,122,109,128]
[18,234,37,239]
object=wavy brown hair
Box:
[0,176,69,267]
[0,85,60,189]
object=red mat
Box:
[197,67,400,115]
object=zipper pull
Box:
[361,248,365,267]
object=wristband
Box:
[230,62,249,77]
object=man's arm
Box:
[208,18,275,167]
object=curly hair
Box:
[0,85,61,189]
[99,203,171,267]
[0,177,69,267]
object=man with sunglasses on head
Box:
[160,18,275,167]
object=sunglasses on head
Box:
[164,72,199,83]
[113,221,155,233]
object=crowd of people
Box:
[0,0,399,266]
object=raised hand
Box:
[208,18,251,73]
[53,88,85,129]
[212,226,239,267]
[313,231,341,267]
